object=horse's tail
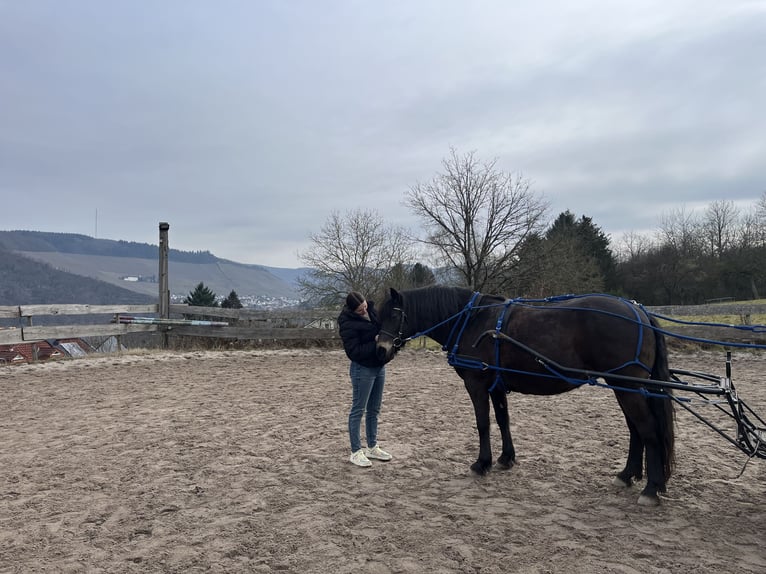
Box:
[649,315,675,483]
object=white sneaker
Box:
[365,445,392,461]
[350,449,372,467]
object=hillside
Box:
[0,245,155,306]
[0,230,306,305]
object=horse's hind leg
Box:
[614,389,670,506]
[490,389,516,469]
[613,399,644,487]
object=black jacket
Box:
[337,300,386,368]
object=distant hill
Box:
[0,244,155,305]
[0,230,219,262]
[0,230,307,305]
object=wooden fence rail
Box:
[2,302,765,348]
[164,304,339,341]
[0,304,161,345]
[0,303,341,346]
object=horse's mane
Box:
[401,285,475,323]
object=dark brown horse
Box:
[375,286,675,506]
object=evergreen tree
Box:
[184,282,218,307]
[506,212,616,297]
[409,262,436,288]
[387,262,437,292]
[544,211,617,293]
[221,290,243,309]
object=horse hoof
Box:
[637,494,660,507]
[612,476,631,488]
[496,456,515,470]
[470,462,491,475]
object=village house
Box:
[0,338,93,365]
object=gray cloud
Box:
[1,1,764,266]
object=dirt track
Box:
[1,348,764,573]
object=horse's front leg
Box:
[490,388,516,469]
[464,377,493,475]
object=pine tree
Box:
[184,282,218,307]
[221,290,243,309]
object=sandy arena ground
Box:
[0,347,764,573]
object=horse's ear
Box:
[389,287,402,303]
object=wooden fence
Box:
[0,304,340,347]
[2,301,766,348]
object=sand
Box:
[0,347,764,573]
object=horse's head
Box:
[376,287,408,363]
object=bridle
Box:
[379,306,407,350]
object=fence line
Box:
[0,303,340,346]
[1,302,765,348]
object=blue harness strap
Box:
[488,299,515,393]
[446,292,497,372]
[443,292,657,394]
[443,291,481,355]
[604,297,652,376]
[444,294,518,393]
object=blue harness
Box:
[411,292,657,395]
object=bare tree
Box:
[297,209,413,306]
[738,212,760,249]
[406,148,548,292]
[657,206,704,257]
[756,191,766,217]
[754,191,766,247]
[702,200,740,258]
[615,231,655,263]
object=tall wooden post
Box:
[158,222,170,348]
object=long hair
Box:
[649,315,675,485]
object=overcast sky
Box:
[1,1,765,268]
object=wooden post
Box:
[158,222,170,348]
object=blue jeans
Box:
[348,362,386,453]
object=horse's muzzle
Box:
[376,340,398,364]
